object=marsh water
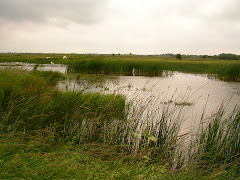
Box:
[58,73,240,133]
[1,63,240,133]
[0,62,67,73]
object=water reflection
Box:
[0,62,67,73]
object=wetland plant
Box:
[189,105,240,168]
[210,63,240,81]
[67,59,165,77]
[0,69,186,166]
[0,69,240,174]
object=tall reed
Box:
[67,60,165,76]
[189,104,240,168]
[0,69,187,166]
[209,63,240,81]
[0,69,126,143]
[2,69,239,172]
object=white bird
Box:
[51,61,54,65]
[132,68,135,76]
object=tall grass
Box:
[189,104,240,170]
[0,69,126,144]
[67,59,240,81]
[65,59,215,76]
[0,69,186,166]
[209,63,240,81]
[1,69,240,175]
[1,53,240,81]
[67,59,166,76]
[117,92,188,165]
[66,58,216,76]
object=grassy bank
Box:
[0,69,239,179]
[1,133,238,179]
[0,133,170,179]
[1,53,240,80]
[0,69,125,144]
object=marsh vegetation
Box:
[1,53,240,81]
[0,54,240,179]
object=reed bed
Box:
[210,63,240,81]
[0,69,125,144]
[67,59,240,81]
[1,53,240,81]
[189,104,240,169]
[0,69,239,177]
[64,56,213,76]
[0,69,186,165]
[67,59,166,76]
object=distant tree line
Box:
[213,53,240,60]
[158,53,240,60]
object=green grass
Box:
[0,69,184,162]
[0,133,169,179]
[66,58,240,80]
[0,69,126,144]
[1,53,240,80]
[0,69,239,179]
[0,133,238,179]
[0,69,181,154]
[190,105,240,169]
[209,63,240,81]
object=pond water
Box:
[0,62,67,73]
[58,72,240,133]
[1,63,240,133]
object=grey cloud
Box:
[0,0,108,25]
[193,0,240,24]
[168,0,240,24]
[217,0,240,22]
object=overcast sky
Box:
[0,0,240,55]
